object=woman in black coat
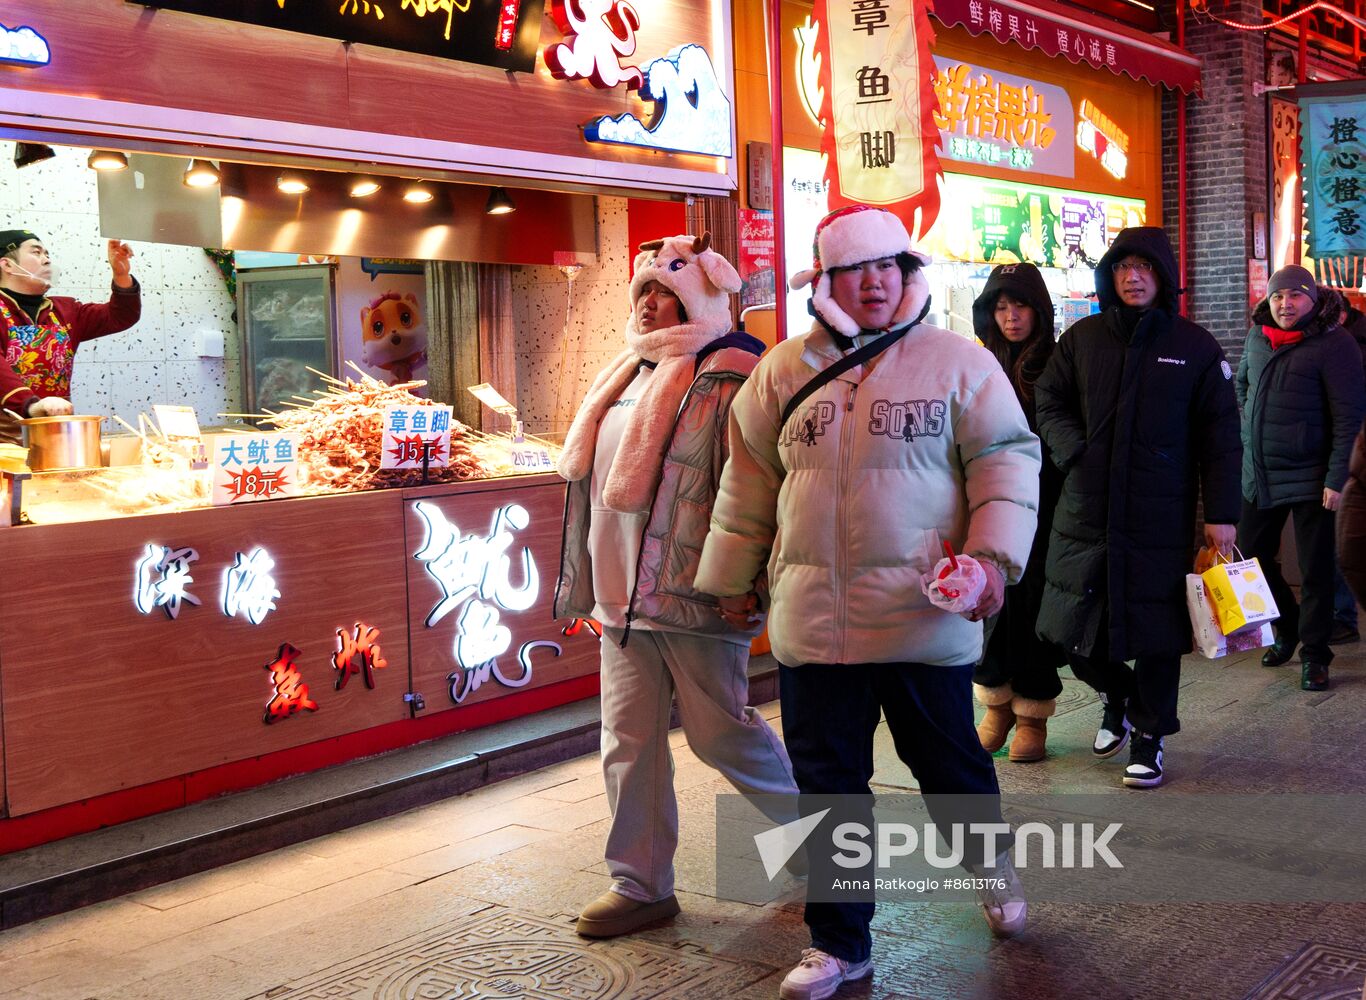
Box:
[972,263,1067,763]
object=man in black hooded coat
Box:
[1034,227,1242,789]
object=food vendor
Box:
[0,230,140,442]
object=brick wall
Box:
[1160,0,1267,363]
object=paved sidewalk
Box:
[1,646,1365,1000]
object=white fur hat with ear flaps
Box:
[790,205,933,337]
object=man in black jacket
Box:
[1035,227,1241,789]
[1236,267,1366,691]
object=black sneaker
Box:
[1093,696,1131,758]
[1123,733,1164,788]
[1329,622,1360,645]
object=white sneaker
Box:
[976,855,1028,938]
[778,948,873,1000]
[1093,694,1131,758]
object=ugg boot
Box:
[975,683,1015,753]
[1008,696,1057,763]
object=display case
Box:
[237,265,340,416]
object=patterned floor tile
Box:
[1244,943,1366,999]
[249,907,770,1000]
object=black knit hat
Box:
[0,230,39,255]
[1267,264,1318,302]
[972,262,1055,342]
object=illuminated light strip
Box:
[1199,1,1366,33]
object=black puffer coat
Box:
[974,264,1067,682]
[1337,422,1366,606]
[1238,288,1366,507]
[1034,228,1242,660]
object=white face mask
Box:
[5,262,57,290]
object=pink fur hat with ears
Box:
[790,205,933,336]
[627,232,741,348]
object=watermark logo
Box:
[718,793,1366,906]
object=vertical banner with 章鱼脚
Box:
[812,0,943,240]
[1301,95,1366,287]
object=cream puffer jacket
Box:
[695,304,1041,668]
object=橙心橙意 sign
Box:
[129,0,545,72]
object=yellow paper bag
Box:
[1201,555,1280,635]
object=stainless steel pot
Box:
[19,415,105,472]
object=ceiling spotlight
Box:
[485,186,516,216]
[183,159,221,188]
[87,149,128,171]
[13,142,56,169]
[349,176,381,198]
[277,172,309,195]
[403,182,434,204]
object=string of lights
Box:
[1190,0,1366,33]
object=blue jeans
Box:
[778,661,1004,965]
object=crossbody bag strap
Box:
[779,325,910,428]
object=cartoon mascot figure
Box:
[360,291,428,386]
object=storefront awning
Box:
[932,0,1202,96]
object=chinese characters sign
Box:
[738,209,776,310]
[932,57,1074,178]
[133,544,282,625]
[1302,98,1366,265]
[212,435,300,506]
[412,500,563,706]
[128,0,545,72]
[932,0,1200,96]
[810,0,943,239]
[381,405,453,470]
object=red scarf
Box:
[1263,325,1305,350]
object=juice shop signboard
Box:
[932,57,1075,178]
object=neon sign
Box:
[1077,99,1129,181]
[128,0,544,72]
[333,622,389,690]
[448,639,558,704]
[133,544,202,619]
[584,44,734,157]
[263,643,319,724]
[414,502,539,627]
[544,0,644,89]
[0,24,50,66]
[223,548,282,626]
[414,500,563,705]
[931,57,1075,179]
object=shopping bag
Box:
[1187,574,1274,658]
[1200,550,1280,635]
